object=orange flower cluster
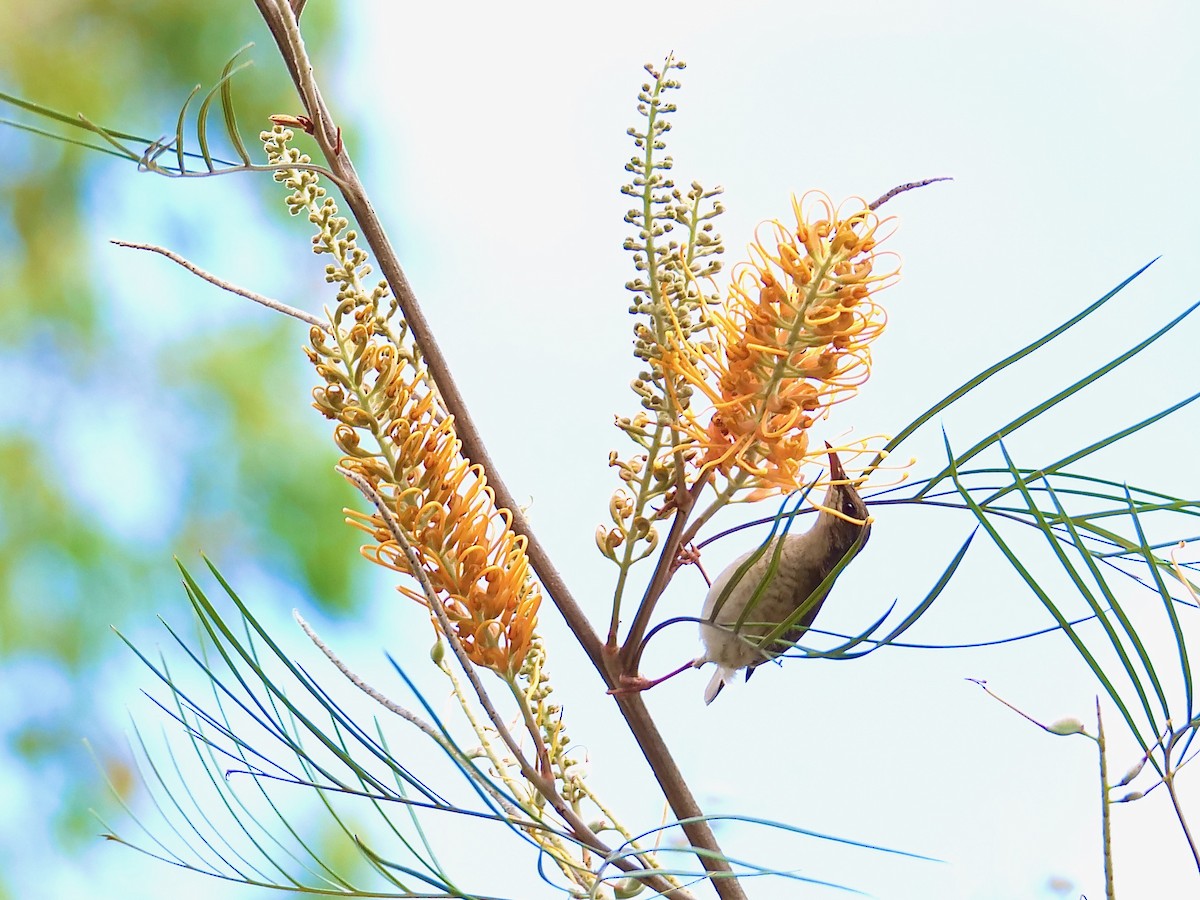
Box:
[262,123,542,680]
[667,193,896,496]
[312,338,542,677]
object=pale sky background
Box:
[20,1,1200,898]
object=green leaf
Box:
[875,260,1156,473]
[943,430,1155,760]
[919,296,1200,499]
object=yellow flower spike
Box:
[660,190,899,498]
[264,122,545,680]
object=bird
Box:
[698,447,871,704]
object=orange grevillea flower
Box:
[324,346,542,677]
[265,119,542,679]
[665,192,897,497]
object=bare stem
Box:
[1097,699,1115,900]
[867,177,952,210]
[604,691,748,898]
[111,240,328,329]
[294,610,533,821]
[295,610,441,738]
[1162,725,1200,873]
[1165,775,1200,872]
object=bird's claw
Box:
[672,542,702,572]
[607,674,657,695]
[607,658,704,695]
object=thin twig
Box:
[1097,699,1115,900]
[111,240,328,330]
[968,678,1097,740]
[1162,724,1200,872]
[1167,777,1200,870]
[336,466,684,897]
[868,176,952,210]
[294,612,445,746]
[294,610,542,824]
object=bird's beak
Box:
[824,442,847,482]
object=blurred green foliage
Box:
[0,0,368,880]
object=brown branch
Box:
[251,4,745,895]
[251,0,606,674]
[619,471,711,675]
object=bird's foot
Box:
[607,658,703,695]
[671,543,712,586]
[672,542,701,571]
[607,675,658,695]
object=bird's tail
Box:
[704,667,733,705]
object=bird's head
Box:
[821,445,871,549]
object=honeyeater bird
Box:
[698,448,871,704]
